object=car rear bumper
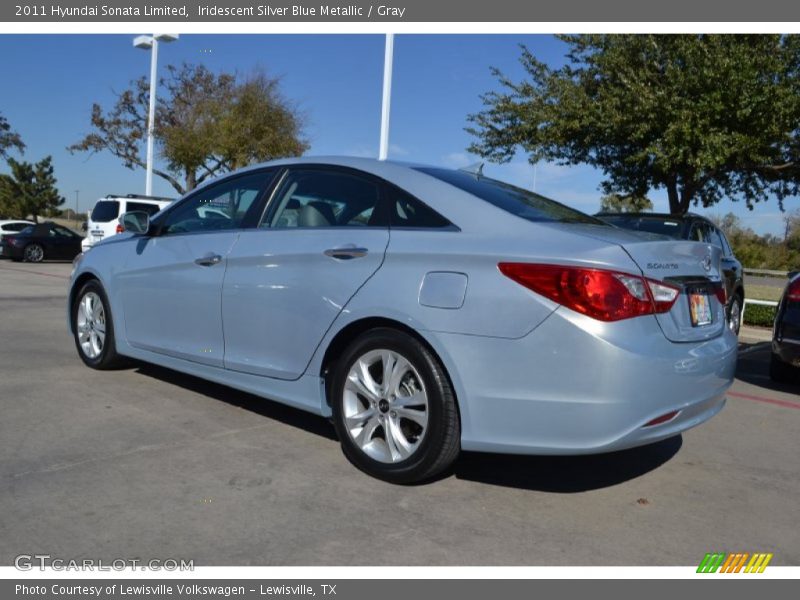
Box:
[772,337,800,367]
[430,307,737,455]
[0,245,22,259]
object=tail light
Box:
[714,284,727,306]
[498,263,680,322]
[115,224,124,234]
[787,279,800,302]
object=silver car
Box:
[68,157,737,483]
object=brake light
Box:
[714,284,727,306]
[498,263,680,322]
[115,224,124,234]
[787,279,800,302]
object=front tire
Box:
[72,280,125,369]
[331,328,460,484]
[23,243,44,263]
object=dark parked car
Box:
[0,222,84,263]
[770,273,800,382]
[596,212,745,334]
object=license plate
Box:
[688,291,712,327]
[91,230,104,237]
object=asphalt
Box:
[0,261,798,566]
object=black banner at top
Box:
[2,0,800,22]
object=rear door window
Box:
[90,201,120,223]
[264,169,382,228]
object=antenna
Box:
[459,162,484,177]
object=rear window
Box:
[415,167,603,225]
[91,200,121,223]
[601,215,684,238]
[126,201,164,216]
[3,222,29,232]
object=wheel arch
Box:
[67,271,104,334]
[319,317,461,419]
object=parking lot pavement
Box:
[1,261,798,566]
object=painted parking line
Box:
[728,390,800,411]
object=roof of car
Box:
[185,156,442,197]
[595,211,707,222]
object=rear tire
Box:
[331,328,460,484]
[23,243,44,263]
[727,295,742,336]
[769,353,796,383]
[72,279,126,370]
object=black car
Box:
[596,212,745,334]
[770,273,800,382]
[0,222,84,263]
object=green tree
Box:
[69,63,308,194]
[0,112,25,159]
[599,193,653,213]
[468,35,800,215]
[0,156,65,222]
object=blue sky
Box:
[0,34,792,235]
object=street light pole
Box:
[133,34,178,196]
[74,190,79,223]
[379,34,394,161]
[144,38,159,197]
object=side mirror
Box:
[120,211,150,235]
[81,222,88,232]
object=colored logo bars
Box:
[697,552,773,573]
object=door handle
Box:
[324,246,368,260]
[195,253,222,267]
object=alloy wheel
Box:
[728,298,741,334]
[76,291,106,359]
[24,244,43,262]
[342,349,429,463]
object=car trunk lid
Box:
[549,223,727,342]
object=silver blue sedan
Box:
[68,157,737,483]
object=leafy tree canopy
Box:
[69,63,308,194]
[599,193,653,213]
[468,35,800,215]
[0,156,65,222]
[0,112,25,159]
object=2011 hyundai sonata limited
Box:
[68,157,737,483]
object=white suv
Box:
[83,195,173,251]
[0,220,35,242]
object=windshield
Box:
[91,200,121,223]
[416,167,605,225]
[600,215,684,239]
